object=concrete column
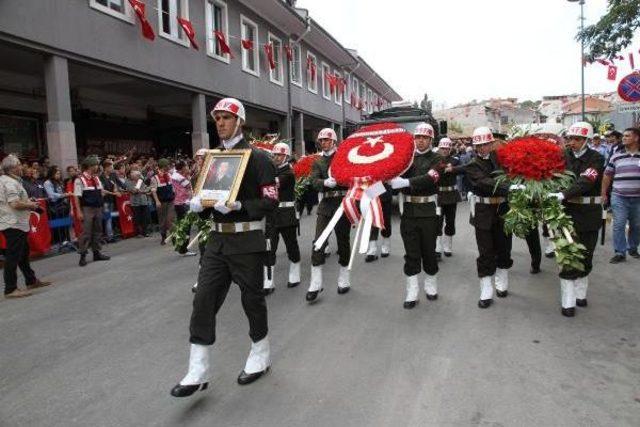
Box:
[191,93,209,154]
[44,55,77,168]
[294,111,305,156]
[336,124,343,142]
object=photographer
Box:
[0,154,52,299]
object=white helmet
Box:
[195,148,207,157]
[414,122,435,138]
[567,121,594,139]
[211,97,246,122]
[317,128,337,142]
[472,126,495,145]
[438,137,453,149]
[271,142,291,156]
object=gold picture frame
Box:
[194,149,251,207]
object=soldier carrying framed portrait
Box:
[194,149,251,207]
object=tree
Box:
[420,93,433,114]
[578,0,640,60]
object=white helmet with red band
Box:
[472,126,495,145]
[567,121,594,139]
[414,122,435,138]
[211,98,246,122]
[317,128,337,142]
[438,137,453,149]
[272,142,291,156]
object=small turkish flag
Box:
[241,39,254,50]
[28,199,52,257]
[116,194,136,238]
[177,17,198,49]
[607,65,618,81]
[284,44,293,61]
[630,53,635,70]
[127,0,155,41]
[213,30,233,58]
[263,43,276,70]
[306,56,316,81]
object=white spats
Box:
[424,275,438,296]
[288,262,301,285]
[560,279,576,308]
[180,344,210,386]
[544,237,555,255]
[575,276,589,300]
[436,236,443,254]
[308,266,323,292]
[337,266,351,290]
[366,241,378,256]
[381,237,390,256]
[243,337,271,375]
[263,266,274,290]
[405,275,419,302]
[495,268,509,292]
[480,276,494,300]
[442,235,453,254]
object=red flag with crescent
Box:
[263,43,276,70]
[116,194,136,238]
[28,199,52,257]
[127,0,155,41]
[213,30,233,58]
[177,17,199,49]
[608,65,618,81]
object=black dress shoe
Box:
[561,307,575,317]
[170,382,208,397]
[79,255,87,267]
[496,290,508,298]
[365,255,378,263]
[436,252,442,260]
[337,286,350,295]
[237,367,269,385]
[426,293,438,301]
[191,284,197,294]
[380,252,390,258]
[403,300,417,309]
[93,252,110,261]
[263,288,275,296]
[576,298,588,307]
[629,250,640,259]
[306,289,322,302]
[610,254,626,264]
[530,266,541,274]
[287,281,300,288]
[545,252,555,259]
[444,251,452,257]
[478,299,493,309]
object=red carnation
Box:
[496,137,565,181]
[293,154,320,179]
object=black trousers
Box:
[559,230,598,280]
[131,205,149,236]
[370,199,392,240]
[267,225,301,265]
[312,214,351,267]
[400,216,439,276]
[175,204,190,254]
[475,224,513,278]
[190,247,268,345]
[524,227,542,269]
[437,204,457,236]
[2,228,37,295]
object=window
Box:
[268,33,284,86]
[158,0,190,46]
[206,0,229,62]
[352,77,359,106]
[90,0,134,23]
[360,83,367,110]
[306,52,318,94]
[321,62,331,100]
[290,42,302,87]
[344,72,351,104]
[241,15,259,77]
[334,70,343,105]
[368,89,373,113]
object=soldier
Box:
[364,184,392,262]
[389,123,442,309]
[465,127,516,309]
[73,156,113,267]
[548,122,604,317]
[435,137,461,258]
[263,142,301,294]
[171,98,278,397]
[306,128,351,302]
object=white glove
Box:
[548,192,565,201]
[214,200,241,215]
[427,169,440,182]
[323,177,337,188]
[389,177,410,189]
[509,184,526,191]
[189,196,203,213]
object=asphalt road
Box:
[1,203,639,427]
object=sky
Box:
[296,0,640,108]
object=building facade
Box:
[0,0,401,169]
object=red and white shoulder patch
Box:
[580,168,599,182]
[260,184,279,201]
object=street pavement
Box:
[1,203,639,427]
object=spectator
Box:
[150,158,175,245]
[602,127,640,263]
[589,134,608,159]
[0,154,52,299]
[171,160,196,255]
[99,159,120,243]
[605,130,623,163]
[44,166,73,249]
[126,169,151,237]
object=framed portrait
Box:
[194,149,251,207]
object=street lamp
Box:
[568,0,586,121]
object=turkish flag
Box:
[177,17,199,49]
[630,53,635,70]
[351,92,356,105]
[263,43,276,70]
[116,194,136,238]
[28,199,52,257]
[0,232,6,250]
[608,65,618,81]
[241,39,254,50]
[306,56,316,81]
[284,44,293,61]
[213,30,233,58]
[66,180,83,238]
[127,0,155,41]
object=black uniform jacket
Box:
[562,147,604,233]
[438,154,462,205]
[311,153,349,217]
[400,150,443,218]
[272,163,298,228]
[202,139,278,255]
[465,152,510,230]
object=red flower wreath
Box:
[496,136,565,181]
